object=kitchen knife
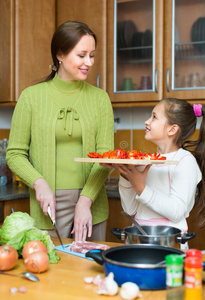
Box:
[47,206,64,249]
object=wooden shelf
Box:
[0,102,16,107]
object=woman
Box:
[6,21,114,242]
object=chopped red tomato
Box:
[108,151,118,159]
[149,152,166,160]
[102,150,113,158]
[87,150,166,161]
[116,148,128,159]
[128,150,143,159]
[149,152,160,160]
[157,156,166,160]
[143,152,152,159]
[87,152,102,158]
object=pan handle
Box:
[176,232,196,244]
[85,249,104,265]
[110,227,125,240]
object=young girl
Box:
[101,98,205,235]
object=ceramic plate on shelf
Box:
[132,31,143,59]
[191,17,205,53]
[142,29,152,59]
[124,20,137,48]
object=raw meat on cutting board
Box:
[69,241,110,254]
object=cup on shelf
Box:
[174,74,180,88]
[190,72,201,87]
[202,75,205,87]
[140,75,152,90]
[122,78,133,91]
[182,74,190,87]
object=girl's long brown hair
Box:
[162,98,205,227]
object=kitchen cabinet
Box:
[0,183,30,224]
[0,0,55,104]
[107,0,164,105]
[107,0,205,106]
[0,198,30,225]
[56,0,107,90]
[187,205,205,251]
[107,196,205,250]
[106,197,131,242]
[164,0,205,101]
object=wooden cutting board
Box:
[74,158,178,165]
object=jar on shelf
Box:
[190,72,201,87]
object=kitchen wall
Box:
[0,105,200,153]
[0,106,153,130]
[0,108,14,129]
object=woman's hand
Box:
[33,178,56,220]
[71,195,92,241]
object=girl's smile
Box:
[144,102,179,154]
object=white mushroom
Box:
[120,282,142,299]
[97,272,119,296]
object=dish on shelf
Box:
[142,29,152,59]
[117,20,137,60]
[175,27,179,44]
[191,17,205,53]
[132,31,143,59]
[124,20,137,48]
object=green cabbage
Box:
[0,212,35,244]
[0,212,60,264]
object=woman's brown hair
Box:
[44,20,97,82]
[162,98,205,227]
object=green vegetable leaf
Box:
[0,212,35,244]
[0,212,60,264]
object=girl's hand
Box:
[99,163,118,169]
[33,178,56,220]
[116,164,151,195]
[71,195,92,241]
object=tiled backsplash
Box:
[111,129,157,178]
[114,129,157,153]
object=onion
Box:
[22,240,48,259]
[24,251,49,273]
[0,245,18,271]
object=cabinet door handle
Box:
[155,69,158,93]
[96,73,100,88]
[166,68,170,92]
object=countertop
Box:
[0,237,172,300]
[0,181,120,202]
[0,183,29,201]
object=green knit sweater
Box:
[6,75,114,229]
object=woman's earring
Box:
[59,61,61,64]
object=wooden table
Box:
[0,238,204,299]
